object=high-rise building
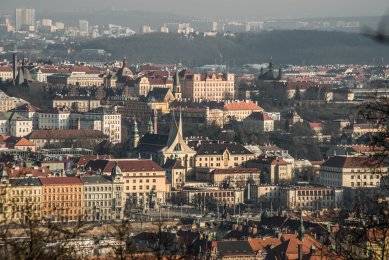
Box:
[15,8,35,31]
[78,19,89,35]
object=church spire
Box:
[173,65,182,99]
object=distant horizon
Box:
[1,0,388,20]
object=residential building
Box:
[182,72,235,101]
[248,184,282,209]
[282,186,343,210]
[163,159,186,190]
[243,112,274,132]
[47,72,103,87]
[0,112,33,137]
[223,100,263,123]
[82,107,122,144]
[26,129,106,150]
[84,159,170,210]
[319,156,387,188]
[8,178,42,223]
[39,176,83,222]
[176,186,245,206]
[81,173,124,221]
[195,142,255,180]
[52,96,101,112]
[0,67,13,81]
[15,8,35,31]
[209,168,261,187]
[0,91,28,112]
[247,155,293,184]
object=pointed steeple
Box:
[178,108,183,138]
[167,109,179,146]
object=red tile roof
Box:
[321,156,383,168]
[76,155,113,167]
[14,137,35,147]
[0,66,12,72]
[8,166,51,178]
[309,122,323,129]
[27,129,106,140]
[224,101,262,111]
[39,176,82,185]
[85,159,164,173]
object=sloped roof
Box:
[163,158,185,169]
[81,175,112,184]
[146,87,171,102]
[217,240,255,257]
[27,129,106,140]
[85,159,164,173]
[14,137,35,147]
[39,176,82,185]
[224,101,262,111]
[9,177,42,186]
[321,156,382,168]
[196,143,253,155]
[246,112,272,121]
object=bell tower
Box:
[173,66,182,100]
[131,120,140,148]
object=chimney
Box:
[252,226,257,234]
[12,53,17,85]
[153,110,158,134]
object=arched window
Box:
[174,144,182,152]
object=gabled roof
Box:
[14,137,35,147]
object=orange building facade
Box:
[39,177,83,222]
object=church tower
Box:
[173,67,182,100]
[147,117,154,134]
[131,120,140,148]
[161,109,196,177]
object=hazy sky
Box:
[2,0,389,19]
